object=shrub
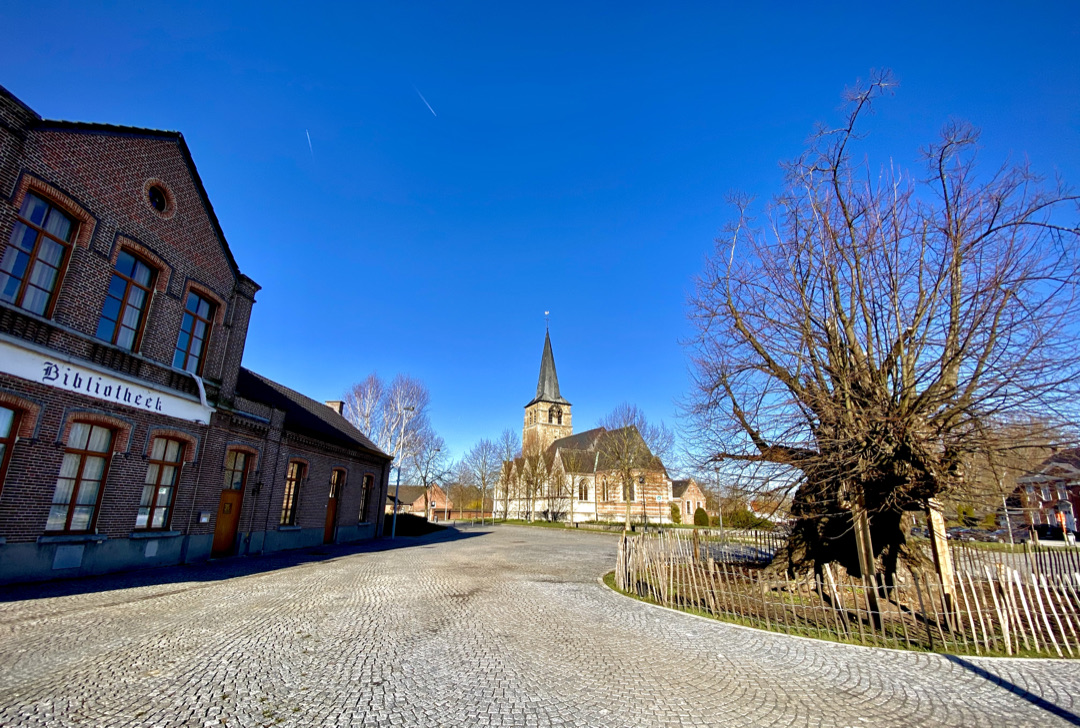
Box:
[694,507,709,527]
[670,503,681,524]
[722,508,774,530]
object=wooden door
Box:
[212,489,244,556]
[324,470,343,544]
[212,450,249,558]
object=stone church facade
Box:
[495,332,675,524]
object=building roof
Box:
[526,331,570,407]
[236,368,388,459]
[549,426,666,474]
[393,486,428,505]
[556,448,599,473]
[0,83,246,285]
[550,427,605,453]
[671,479,695,499]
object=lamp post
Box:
[639,475,647,529]
[714,465,725,538]
[390,405,415,540]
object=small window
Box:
[96,250,156,351]
[136,437,182,530]
[148,185,168,213]
[281,460,305,526]
[330,468,346,498]
[578,480,588,501]
[223,450,249,491]
[1,193,76,316]
[47,423,114,532]
[173,291,215,374]
[0,405,21,498]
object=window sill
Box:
[38,533,108,544]
[129,530,181,539]
[278,525,301,531]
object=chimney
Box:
[325,400,344,415]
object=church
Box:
[494,331,682,524]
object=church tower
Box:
[523,331,572,455]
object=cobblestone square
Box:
[1,526,1078,727]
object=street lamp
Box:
[639,475,647,529]
[390,405,415,540]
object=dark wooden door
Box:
[212,489,244,557]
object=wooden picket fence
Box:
[616,529,1080,657]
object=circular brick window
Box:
[142,179,176,219]
[148,185,168,213]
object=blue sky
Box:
[3,1,1078,462]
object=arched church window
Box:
[578,479,588,501]
[549,405,562,425]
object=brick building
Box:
[671,478,708,522]
[495,331,675,524]
[0,84,391,583]
[1015,448,1080,532]
[385,483,453,519]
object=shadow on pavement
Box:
[0,526,488,604]
[943,654,1080,726]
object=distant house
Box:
[671,478,708,522]
[385,484,453,520]
[1016,449,1080,531]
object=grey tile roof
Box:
[236,368,389,458]
[526,331,570,407]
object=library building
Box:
[0,84,392,584]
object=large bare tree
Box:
[686,71,1080,580]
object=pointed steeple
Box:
[528,331,570,406]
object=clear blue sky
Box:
[3,2,1078,462]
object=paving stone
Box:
[0,526,1078,726]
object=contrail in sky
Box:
[414,88,437,117]
[305,129,314,159]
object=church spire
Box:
[528,330,570,406]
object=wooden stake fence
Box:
[617,529,1080,658]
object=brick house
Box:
[494,332,674,524]
[1015,448,1080,532]
[385,483,453,519]
[0,84,391,583]
[671,478,708,522]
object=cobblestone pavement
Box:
[2,526,1079,727]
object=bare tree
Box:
[598,403,675,532]
[343,372,434,536]
[497,428,521,520]
[410,425,450,520]
[464,438,500,525]
[685,71,1080,581]
[519,452,550,522]
[343,373,384,440]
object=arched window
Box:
[0,405,23,498]
[96,249,157,351]
[549,405,562,425]
[48,422,115,532]
[578,479,588,501]
[136,437,183,530]
[281,460,306,526]
[1,193,77,316]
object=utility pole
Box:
[390,405,415,540]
